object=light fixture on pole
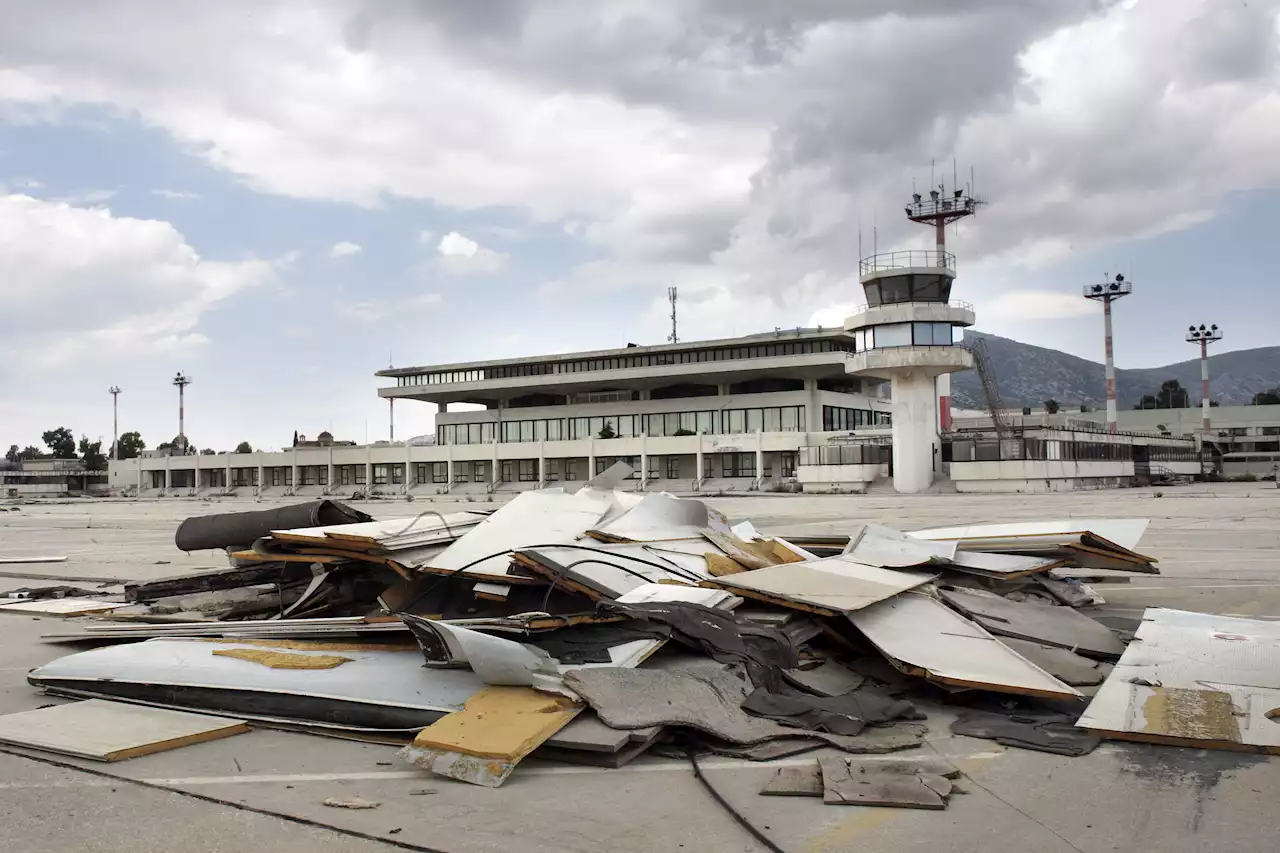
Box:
[1185,324,1222,439]
[172,372,193,455]
[108,386,121,460]
[1083,273,1133,433]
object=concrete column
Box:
[640,433,648,490]
[804,378,822,435]
[447,455,454,492]
[290,449,299,494]
[755,428,764,486]
[327,446,334,493]
[538,438,546,487]
[696,431,704,484]
[225,455,232,491]
[164,455,171,490]
[193,452,200,492]
[491,439,499,487]
[890,371,939,494]
[588,437,596,481]
[256,459,264,494]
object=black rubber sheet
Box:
[175,500,372,552]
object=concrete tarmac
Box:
[0,483,1277,852]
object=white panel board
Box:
[0,598,127,616]
[847,591,1081,700]
[707,555,935,615]
[1077,608,1280,752]
[908,519,1149,552]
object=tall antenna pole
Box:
[172,372,192,455]
[108,386,121,461]
[667,286,678,344]
[1083,275,1133,433]
[1187,324,1222,440]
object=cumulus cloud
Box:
[151,188,201,200]
[329,240,362,258]
[984,291,1098,323]
[436,231,508,275]
[3,0,1279,334]
[0,193,280,368]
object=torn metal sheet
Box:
[587,492,731,542]
[1077,608,1280,753]
[846,591,1082,700]
[0,598,127,617]
[843,523,957,567]
[0,699,248,762]
[29,638,484,730]
[936,586,1125,659]
[703,555,936,616]
[400,686,583,787]
[908,518,1150,552]
[424,487,642,581]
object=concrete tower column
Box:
[936,373,952,432]
[695,432,704,487]
[755,429,764,488]
[890,372,940,494]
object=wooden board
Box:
[704,555,935,614]
[400,686,583,787]
[0,699,247,761]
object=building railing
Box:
[859,250,955,275]
[845,298,973,316]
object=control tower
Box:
[844,186,978,493]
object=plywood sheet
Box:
[400,686,582,787]
[614,583,739,609]
[0,598,127,616]
[844,523,957,567]
[936,586,1126,658]
[0,699,246,761]
[1077,608,1280,753]
[908,518,1150,552]
[705,555,935,615]
[847,592,1081,700]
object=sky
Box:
[1,0,1278,453]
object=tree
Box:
[1253,388,1280,406]
[18,446,42,461]
[42,427,76,459]
[1042,399,1061,414]
[234,441,253,454]
[1157,379,1190,409]
[156,435,192,455]
[78,437,107,471]
[292,430,299,447]
[117,431,145,460]
[4,445,17,464]
[201,448,216,455]
[597,422,617,439]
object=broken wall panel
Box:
[846,591,1082,700]
[936,586,1126,658]
[1077,608,1280,753]
[703,556,935,616]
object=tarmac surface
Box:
[0,482,1277,853]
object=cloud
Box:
[337,300,388,323]
[0,193,280,368]
[52,188,116,205]
[414,292,443,307]
[417,229,436,245]
[984,290,1098,323]
[329,240,362,258]
[3,0,1280,327]
[151,188,201,200]
[436,230,508,275]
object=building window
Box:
[565,459,580,481]
[472,461,486,482]
[722,453,756,478]
[151,470,166,488]
[518,459,539,482]
[373,464,389,485]
[545,459,560,481]
[317,466,328,486]
[431,462,448,484]
[780,452,797,478]
[666,456,681,479]
[390,464,404,485]
[500,461,514,482]
[300,466,316,486]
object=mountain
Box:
[951,331,1280,410]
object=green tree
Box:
[78,437,107,471]
[42,427,76,459]
[1043,399,1061,414]
[156,435,191,455]
[201,448,216,455]
[18,446,42,461]
[117,431,145,460]
[1253,388,1280,406]
[597,422,617,439]
[234,441,253,454]
[4,445,17,464]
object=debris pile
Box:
[10,464,1276,816]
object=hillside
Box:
[951,331,1280,409]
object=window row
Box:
[437,407,808,445]
[948,438,1189,462]
[822,406,892,431]
[849,322,956,351]
[393,340,854,386]
[863,273,951,307]
[798,445,891,466]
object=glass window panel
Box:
[913,323,931,345]
[781,407,797,431]
[746,409,763,433]
[874,323,911,347]
[664,413,680,436]
[679,412,697,432]
[764,408,781,432]
[697,411,714,435]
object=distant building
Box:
[1,458,108,498]
[295,431,355,448]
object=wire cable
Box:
[686,747,786,853]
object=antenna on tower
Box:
[667,286,678,344]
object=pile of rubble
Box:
[7,464,1277,821]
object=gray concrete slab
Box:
[0,484,1277,852]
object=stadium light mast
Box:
[1083,274,1133,433]
[1186,323,1222,439]
[172,372,192,455]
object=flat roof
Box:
[377,327,848,378]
